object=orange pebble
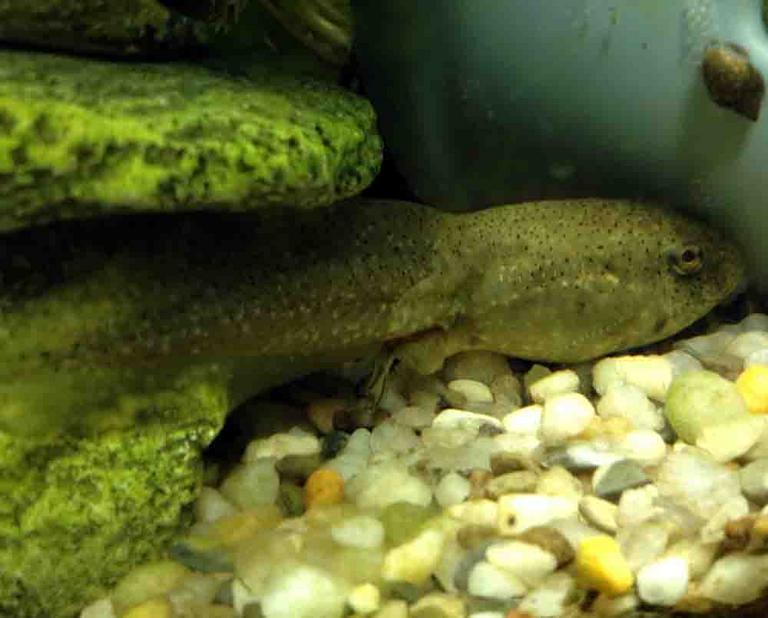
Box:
[304,468,344,508]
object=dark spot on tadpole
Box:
[702,43,765,121]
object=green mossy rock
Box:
[0,382,228,617]
[0,50,381,231]
[0,0,219,57]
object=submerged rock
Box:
[0,49,381,231]
[0,0,216,57]
[0,401,224,617]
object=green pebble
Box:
[277,482,306,517]
[664,369,749,444]
[276,453,323,481]
[379,502,436,546]
[169,539,234,574]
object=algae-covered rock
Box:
[0,0,221,57]
[0,385,227,617]
[0,49,381,231]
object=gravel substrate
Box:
[81,313,768,618]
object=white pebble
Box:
[699,553,768,605]
[579,495,618,533]
[593,355,673,401]
[618,521,670,573]
[528,370,580,403]
[370,420,421,455]
[738,313,768,332]
[637,557,689,606]
[468,613,504,618]
[448,499,499,528]
[535,466,582,501]
[547,518,603,549]
[676,331,735,362]
[80,598,115,618]
[492,432,542,460]
[392,405,434,429]
[696,416,763,463]
[373,600,408,618]
[664,538,718,580]
[435,472,471,507]
[502,404,543,435]
[485,541,558,587]
[540,393,595,445]
[381,529,445,585]
[518,572,575,618]
[447,379,494,404]
[617,430,667,466]
[467,561,526,599]
[655,450,742,520]
[346,462,432,509]
[664,350,703,377]
[194,487,238,523]
[260,565,346,618]
[243,428,320,462]
[432,408,503,432]
[348,583,381,614]
[725,331,768,359]
[331,516,385,549]
[596,384,662,430]
[325,428,371,481]
[700,496,750,544]
[219,460,279,509]
[746,348,768,368]
[616,484,662,529]
[496,494,578,535]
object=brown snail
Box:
[702,42,765,121]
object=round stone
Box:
[467,561,527,600]
[636,557,689,606]
[541,393,595,445]
[331,516,385,549]
[592,460,650,503]
[663,370,749,444]
[740,458,768,506]
[528,370,580,403]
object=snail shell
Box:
[702,43,765,121]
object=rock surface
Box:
[0,0,215,57]
[0,408,223,617]
[0,49,381,231]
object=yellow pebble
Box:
[736,365,768,414]
[304,468,344,508]
[575,535,634,597]
[122,597,173,618]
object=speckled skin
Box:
[0,199,743,437]
[0,50,381,230]
[0,0,214,57]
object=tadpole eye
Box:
[668,245,703,276]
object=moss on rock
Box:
[0,50,381,231]
[0,380,228,617]
[0,0,218,57]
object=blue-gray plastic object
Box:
[352,0,768,291]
